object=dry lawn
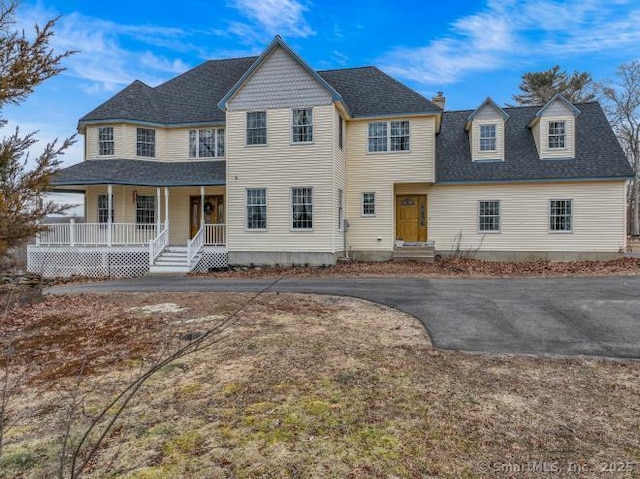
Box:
[190,257,640,280]
[0,293,638,478]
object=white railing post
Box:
[107,184,113,247]
[149,240,154,265]
[69,219,75,246]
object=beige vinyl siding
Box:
[86,124,226,161]
[85,185,224,244]
[345,115,436,251]
[427,181,626,252]
[469,104,505,161]
[532,121,541,152]
[226,105,336,253]
[86,124,126,159]
[227,46,333,111]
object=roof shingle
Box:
[436,102,633,183]
[51,159,226,187]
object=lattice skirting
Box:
[27,246,150,278]
[192,246,228,272]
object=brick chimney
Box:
[432,91,445,110]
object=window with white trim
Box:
[478,200,500,232]
[136,195,155,227]
[247,111,267,145]
[189,128,225,158]
[98,127,114,156]
[292,108,313,143]
[97,194,114,223]
[338,116,344,149]
[550,199,572,232]
[548,121,566,149]
[479,124,496,151]
[362,192,375,216]
[368,120,410,152]
[246,188,267,230]
[291,187,313,230]
[136,128,155,157]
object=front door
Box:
[190,195,224,238]
[395,195,427,243]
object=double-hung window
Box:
[337,189,344,230]
[338,116,344,149]
[548,121,566,149]
[292,108,313,143]
[291,187,313,230]
[246,188,267,230]
[136,195,155,228]
[478,200,500,232]
[98,127,114,156]
[362,192,376,216]
[97,194,114,223]
[479,124,496,151]
[136,128,155,157]
[247,111,267,145]
[368,120,410,152]
[189,128,225,157]
[550,199,572,232]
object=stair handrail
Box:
[186,224,205,266]
[149,226,169,265]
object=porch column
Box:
[107,184,113,247]
[164,187,169,230]
[156,187,161,233]
[200,186,205,227]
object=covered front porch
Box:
[27,159,229,277]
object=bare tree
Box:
[511,65,596,106]
[0,1,75,263]
[600,61,640,237]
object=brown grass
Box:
[191,257,640,280]
[0,293,638,478]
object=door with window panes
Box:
[190,195,224,238]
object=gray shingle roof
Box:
[79,60,440,125]
[79,57,258,125]
[50,159,226,187]
[436,102,633,183]
[318,67,441,117]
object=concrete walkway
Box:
[49,275,640,359]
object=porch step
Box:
[148,246,201,274]
[392,246,435,263]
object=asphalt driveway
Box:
[49,275,640,359]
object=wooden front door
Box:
[395,195,427,243]
[190,195,224,238]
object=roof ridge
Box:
[317,65,375,73]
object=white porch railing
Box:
[187,225,205,265]
[149,226,168,265]
[204,224,226,245]
[37,222,157,246]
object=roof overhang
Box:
[50,159,227,188]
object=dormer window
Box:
[548,121,565,149]
[479,124,496,151]
[466,98,508,161]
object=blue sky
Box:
[5,0,640,185]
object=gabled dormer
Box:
[528,94,581,160]
[465,97,509,161]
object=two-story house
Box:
[27,36,633,277]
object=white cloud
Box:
[381,0,640,86]
[17,3,195,93]
[227,0,315,42]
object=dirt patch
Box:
[191,257,640,279]
[0,293,638,478]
